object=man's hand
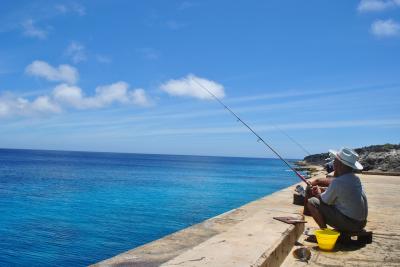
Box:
[311,185,322,197]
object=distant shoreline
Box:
[302,143,400,173]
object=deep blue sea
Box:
[0,148,299,266]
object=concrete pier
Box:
[92,184,305,267]
[92,172,400,266]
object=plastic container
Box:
[315,229,340,251]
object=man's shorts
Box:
[308,197,366,232]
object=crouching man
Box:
[307,148,368,232]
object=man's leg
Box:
[303,186,312,216]
[307,197,327,229]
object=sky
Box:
[0,0,399,159]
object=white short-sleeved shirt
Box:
[321,173,368,221]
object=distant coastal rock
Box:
[303,144,400,173]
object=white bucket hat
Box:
[329,147,363,170]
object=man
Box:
[307,148,368,232]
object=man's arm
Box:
[310,177,333,187]
[320,181,338,205]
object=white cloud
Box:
[31,96,61,113]
[358,0,400,12]
[65,42,87,63]
[53,82,152,109]
[0,98,11,117]
[25,60,79,84]
[91,82,131,107]
[70,3,86,16]
[130,88,153,106]
[55,3,86,16]
[10,59,155,118]
[178,1,198,11]
[52,84,85,108]
[96,55,112,63]
[0,93,61,118]
[160,74,225,100]
[55,4,68,13]
[0,81,153,119]
[21,19,47,39]
[371,19,400,37]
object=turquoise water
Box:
[0,148,299,266]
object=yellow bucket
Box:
[315,229,340,251]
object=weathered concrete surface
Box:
[282,173,400,267]
[160,208,303,267]
[92,168,400,267]
[92,184,305,267]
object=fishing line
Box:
[272,126,311,156]
[193,79,311,186]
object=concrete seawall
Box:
[92,183,305,267]
[92,171,400,266]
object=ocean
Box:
[0,148,299,266]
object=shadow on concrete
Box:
[311,242,367,253]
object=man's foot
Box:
[304,235,317,243]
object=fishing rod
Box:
[193,79,311,186]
